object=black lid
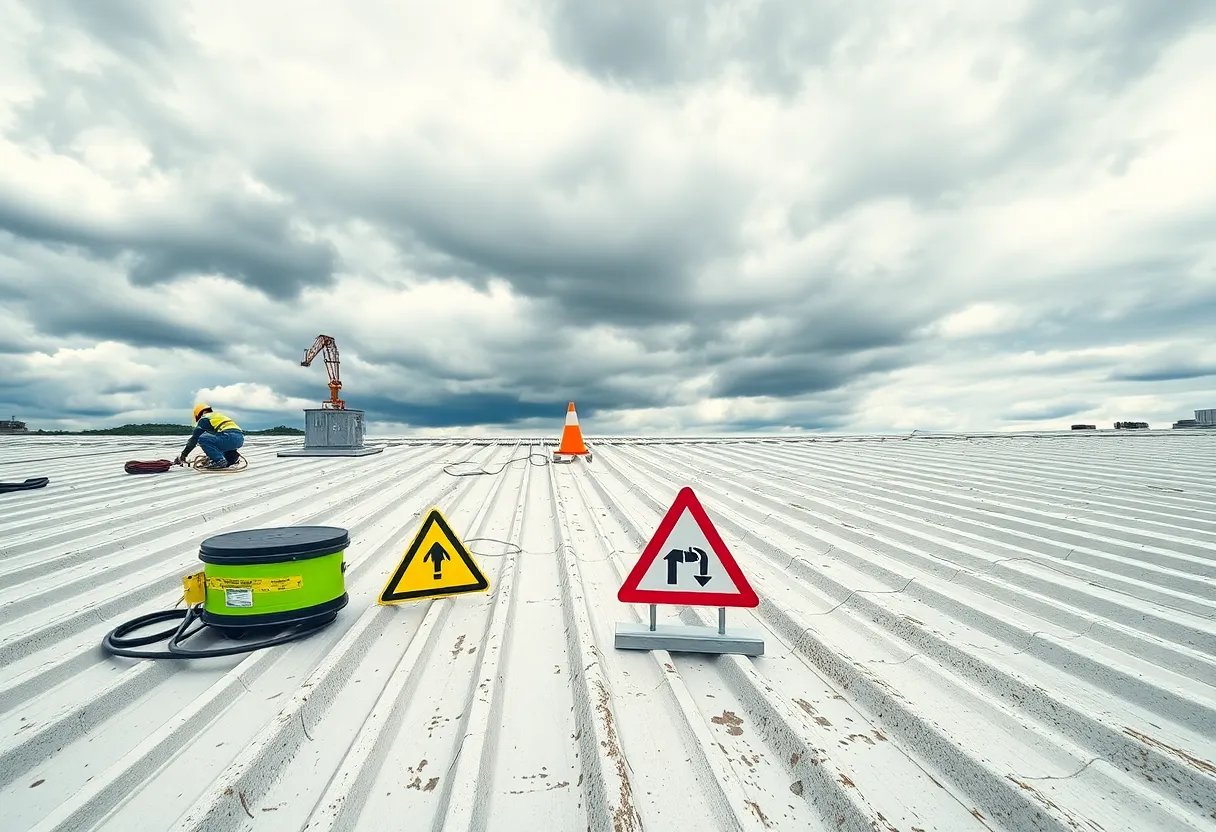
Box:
[199,526,350,564]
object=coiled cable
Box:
[101,602,333,659]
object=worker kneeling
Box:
[174,404,244,470]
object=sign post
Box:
[614,486,764,656]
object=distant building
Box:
[0,417,28,434]
[1174,409,1216,429]
[1114,421,1149,429]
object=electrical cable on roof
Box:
[101,602,331,659]
[462,537,524,557]
[190,455,249,472]
[123,455,249,474]
[457,541,613,563]
[441,452,551,477]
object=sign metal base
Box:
[614,622,764,656]
[615,606,764,656]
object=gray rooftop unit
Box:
[277,408,384,457]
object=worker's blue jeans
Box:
[199,430,244,461]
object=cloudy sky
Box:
[2,0,1214,435]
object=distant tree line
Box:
[28,423,304,436]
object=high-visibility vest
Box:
[203,410,240,432]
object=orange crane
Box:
[300,334,345,409]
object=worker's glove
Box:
[172,455,184,466]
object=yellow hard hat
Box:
[192,403,211,422]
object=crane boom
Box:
[300,334,345,409]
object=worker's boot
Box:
[224,450,241,465]
[202,458,230,469]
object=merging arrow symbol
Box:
[663,547,712,586]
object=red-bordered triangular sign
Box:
[617,486,759,607]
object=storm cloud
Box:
[543,0,856,95]
[1,0,1214,434]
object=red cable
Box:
[124,460,174,474]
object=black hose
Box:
[101,604,333,659]
[0,477,49,493]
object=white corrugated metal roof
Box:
[1,432,1214,832]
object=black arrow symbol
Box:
[664,548,685,584]
[663,547,712,586]
[423,541,450,580]
[691,547,711,586]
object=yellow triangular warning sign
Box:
[378,508,490,604]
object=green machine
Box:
[103,526,350,660]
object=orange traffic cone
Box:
[555,401,591,461]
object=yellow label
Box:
[206,575,303,592]
[182,572,206,605]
